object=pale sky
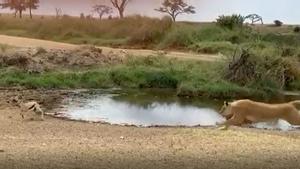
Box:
[1,0,300,24]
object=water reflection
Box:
[55,89,300,130]
[58,93,225,127]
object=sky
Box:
[1,0,300,24]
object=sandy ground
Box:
[0,90,300,169]
[0,34,221,62]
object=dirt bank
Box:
[0,34,220,62]
[0,89,300,169]
[0,46,123,72]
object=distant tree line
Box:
[0,0,196,21]
[92,0,195,21]
[0,0,39,18]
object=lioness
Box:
[218,99,300,130]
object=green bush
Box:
[142,71,179,88]
[216,14,244,29]
[158,25,196,48]
[294,26,300,33]
[274,20,283,27]
[261,33,300,46]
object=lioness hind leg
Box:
[284,110,300,125]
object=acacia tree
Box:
[0,0,27,18]
[109,0,130,18]
[92,4,113,20]
[25,0,39,19]
[1,0,38,18]
[55,8,62,19]
[0,0,15,17]
[155,0,195,22]
[244,14,263,25]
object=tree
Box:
[92,4,113,20]
[25,0,39,19]
[244,14,263,25]
[0,0,15,17]
[55,8,62,19]
[109,0,130,18]
[155,0,195,22]
[80,13,85,19]
[0,0,26,18]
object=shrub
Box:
[216,14,244,29]
[0,53,30,67]
[143,71,179,88]
[274,20,283,27]
[158,25,196,48]
[127,16,173,45]
[294,26,300,33]
[36,47,47,55]
[223,49,300,90]
[261,33,300,46]
[281,46,296,57]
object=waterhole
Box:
[53,89,300,130]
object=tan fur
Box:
[11,96,44,120]
[219,99,300,129]
[21,101,44,120]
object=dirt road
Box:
[0,34,221,61]
[0,90,300,169]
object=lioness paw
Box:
[217,126,229,130]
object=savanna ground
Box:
[0,14,300,169]
[1,89,300,169]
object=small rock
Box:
[0,150,4,153]
[120,136,125,140]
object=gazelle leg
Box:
[20,112,25,119]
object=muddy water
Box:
[54,89,300,130]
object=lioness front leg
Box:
[218,114,244,130]
[283,109,300,126]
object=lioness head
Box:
[219,101,233,119]
[219,101,229,113]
